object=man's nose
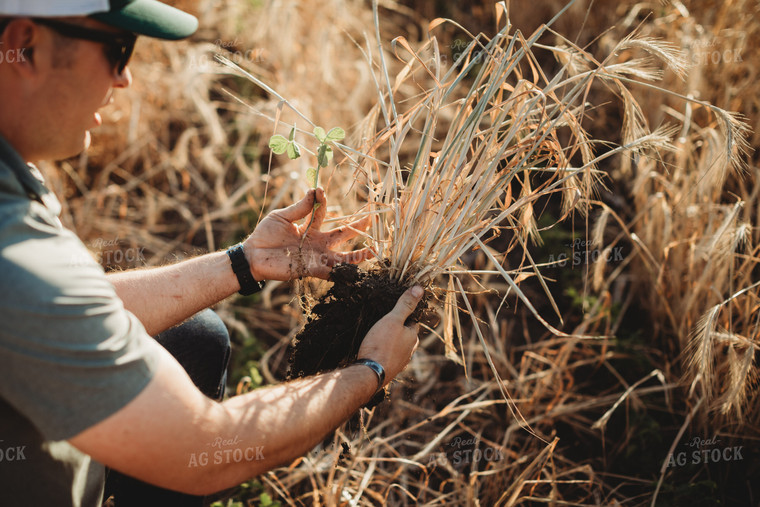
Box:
[113,65,132,88]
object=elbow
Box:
[170,470,231,496]
[179,458,273,496]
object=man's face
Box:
[32,17,132,161]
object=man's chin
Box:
[46,131,90,162]
[21,129,91,164]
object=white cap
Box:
[0,1,110,17]
[0,1,198,40]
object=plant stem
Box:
[299,165,322,248]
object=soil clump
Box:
[288,263,426,407]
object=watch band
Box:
[226,244,263,296]
[353,358,385,391]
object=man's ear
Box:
[1,18,40,76]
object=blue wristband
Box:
[353,358,385,391]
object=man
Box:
[0,1,423,505]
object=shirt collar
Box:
[0,134,62,217]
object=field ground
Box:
[56,1,760,505]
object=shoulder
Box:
[0,197,108,304]
[0,198,162,441]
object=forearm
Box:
[71,347,378,496]
[108,251,239,335]
[205,364,378,491]
[106,187,372,333]
[71,285,421,495]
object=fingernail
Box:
[411,286,423,298]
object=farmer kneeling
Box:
[0,2,422,505]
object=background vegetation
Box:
[50,0,760,505]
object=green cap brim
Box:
[90,0,198,40]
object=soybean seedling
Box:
[269,125,345,245]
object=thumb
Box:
[277,189,316,223]
[391,285,424,324]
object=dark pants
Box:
[104,309,231,507]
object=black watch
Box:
[226,244,264,296]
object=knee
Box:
[155,309,231,399]
[185,309,231,392]
[190,309,231,357]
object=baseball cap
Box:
[0,0,198,40]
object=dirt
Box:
[287,263,427,408]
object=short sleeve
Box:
[0,197,162,441]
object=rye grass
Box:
[49,0,758,504]
[220,0,747,504]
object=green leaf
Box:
[268,135,288,155]
[306,167,318,188]
[313,126,326,143]
[259,492,273,506]
[286,141,301,160]
[317,144,330,167]
[325,127,345,142]
[288,126,296,142]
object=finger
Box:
[329,247,373,266]
[391,286,424,324]
[307,264,332,280]
[293,250,332,280]
[326,216,371,247]
[276,190,317,223]
[310,187,327,230]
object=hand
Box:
[243,188,371,281]
[357,286,424,385]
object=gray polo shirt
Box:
[0,135,162,506]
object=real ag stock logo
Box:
[548,238,625,268]
[0,440,27,463]
[427,436,505,468]
[187,38,265,70]
[69,237,147,268]
[665,435,743,468]
[187,435,265,468]
[0,42,27,64]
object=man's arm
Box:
[69,286,422,495]
[108,251,237,336]
[109,188,370,335]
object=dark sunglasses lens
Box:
[108,39,134,74]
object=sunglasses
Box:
[32,18,136,75]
